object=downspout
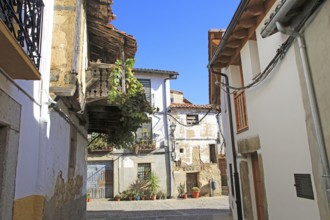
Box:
[163,74,177,197]
[213,72,243,220]
[276,21,330,207]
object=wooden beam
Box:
[239,18,256,28]
[232,29,248,39]
[226,40,242,48]
[222,48,236,56]
[218,56,231,64]
[246,4,265,16]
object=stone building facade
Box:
[169,90,223,198]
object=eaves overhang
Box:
[0,21,40,80]
[208,0,276,70]
[133,68,179,78]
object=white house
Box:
[87,68,178,199]
[208,0,330,220]
[169,90,225,198]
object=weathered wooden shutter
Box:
[138,79,151,104]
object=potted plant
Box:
[192,187,200,198]
[114,194,121,201]
[140,191,145,200]
[178,183,187,199]
[86,193,91,202]
[147,172,160,200]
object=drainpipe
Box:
[213,72,243,220]
[163,74,177,197]
[276,21,330,207]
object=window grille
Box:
[137,163,151,180]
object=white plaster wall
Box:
[170,109,219,164]
[11,0,55,200]
[136,73,173,148]
[219,76,238,219]
[222,5,320,219]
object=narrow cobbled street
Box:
[87,196,233,220]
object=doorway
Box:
[186,172,198,196]
[87,161,114,198]
[251,152,266,220]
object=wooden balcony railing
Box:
[86,62,115,101]
[234,90,248,133]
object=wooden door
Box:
[252,153,265,220]
[186,173,198,196]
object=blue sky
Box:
[112,0,240,104]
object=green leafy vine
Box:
[105,58,154,148]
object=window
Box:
[233,64,248,133]
[137,163,151,180]
[138,79,151,104]
[186,114,199,125]
[209,144,217,163]
[234,90,248,132]
[136,119,152,144]
[294,174,314,200]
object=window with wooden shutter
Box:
[138,79,151,105]
[234,90,248,132]
[294,174,314,200]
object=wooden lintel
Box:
[246,4,265,16]
[239,18,256,28]
[232,29,248,39]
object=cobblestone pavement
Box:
[87,196,233,220]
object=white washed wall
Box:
[223,2,320,219]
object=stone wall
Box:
[43,172,85,220]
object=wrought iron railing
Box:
[0,0,44,68]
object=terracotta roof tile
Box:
[170,103,214,110]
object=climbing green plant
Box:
[105,58,155,148]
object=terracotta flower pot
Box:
[192,191,200,198]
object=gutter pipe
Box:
[276,20,330,207]
[163,74,178,197]
[261,0,300,38]
[213,72,243,220]
[208,0,249,68]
